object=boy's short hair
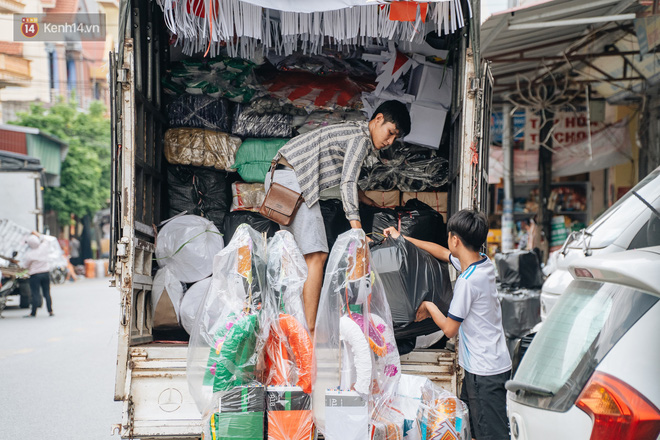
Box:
[447,210,488,252]
[371,100,411,137]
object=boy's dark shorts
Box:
[459,370,511,440]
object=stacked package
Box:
[313,229,401,440]
[164,128,241,170]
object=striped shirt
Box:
[276,121,376,222]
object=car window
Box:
[576,168,660,249]
[510,279,658,411]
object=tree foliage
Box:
[10,100,111,224]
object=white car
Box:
[541,166,660,320]
[506,246,660,440]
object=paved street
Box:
[0,276,123,439]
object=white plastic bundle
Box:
[312,229,401,435]
[186,224,269,416]
[155,215,224,283]
[152,267,185,330]
[179,276,212,334]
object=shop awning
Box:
[488,119,632,183]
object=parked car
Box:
[506,246,660,440]
[541,166,660,320]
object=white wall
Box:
[0,172,43,232]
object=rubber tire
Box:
[19,280,31,309]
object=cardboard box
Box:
[364,190,401,208]
[402,192,447,220]
[267,386,313,440]
[208,386,265,440]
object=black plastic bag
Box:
[497,288,542,339]
[495,250,544,289]
[223,211,279,243]
[319,199,351,252]
[370,235,453,340]
[167,165,229,232]
[168,94,231,132]
[369,200,447,247]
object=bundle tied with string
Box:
[263,231,314,440]
[313,229,401,437]
[155,215,225,283]
[186,224,269,425]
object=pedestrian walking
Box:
[264,100,411,335]
[384,209,512,440]
[23,232,54,317]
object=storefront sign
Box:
[490,111,525,143]
[524,107,604,150]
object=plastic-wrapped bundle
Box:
[232,104,293,138]
[167,165,229,231]
[370,200,448,247]
[417,381,471,440]
[186,224,268,415]
[497,288,541,339]
[230,182,265,212]
[359,147,449,192]
[155,215,225,283]
[370,236,453,340]
[313,229,401,435]
[164,128,241,171]
[167,94,232,132]
[151,267,185,330]
[231,138,289,183]
[223,211,279,244]
[203,384,266,440]
[392,374,433,440]
[263,231,314,440]
[494,250,544,289]
[179,277,211,335]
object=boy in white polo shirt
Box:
[384,210,511,440]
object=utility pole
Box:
[502,103,515,252]
[539,108,553,260]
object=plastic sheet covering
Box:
[369,200,448,247]
[223,212,280,244]
[156,215,225,283]
[370,236,453,340]
[187,225,268,414]
[180,277,212,335]
[232,138,289,183]
[167,94,232,132]
[167,166,229,231]
[202,384,266,440]
[297,111,365,135]
[319,199,351,252]
[230,182,266,212]
[313,229,400,434]
[324,390,369,440]
[151,267,185,330]
[263,231,312,393]
[164,128,241,171]
[232,101,295,138]
[417,381,471,440]
[497,288,541,339]
[359,146,449,192]
[494,250,544,289]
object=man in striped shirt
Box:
[265,100,410,333]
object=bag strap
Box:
[269,158,278,186]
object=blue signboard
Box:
[491,111,525,143]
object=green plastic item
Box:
[209,412,264,440]
[232,138,290,183]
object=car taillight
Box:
[576,371,660,440]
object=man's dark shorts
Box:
[459,370,511,440]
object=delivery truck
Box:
[110,0,491,438]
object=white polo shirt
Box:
[448,254,512,376]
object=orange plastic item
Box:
[84,259,96,278]
[268,409,313,440]
[264,313,313,394]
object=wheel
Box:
[50,268,66,285]
[18,280,31,309]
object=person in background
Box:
[23,231,54,318]
[265,100,411,334]
[69,235,81,266]
[384,209,511,440]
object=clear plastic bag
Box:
[417,381,471,440]
[151,266,185,330]
[164,127,241,171]
[186,224,268,414]
[202,383,266,440]
[312,229,401,435]
[266,385,313,440]
[155,215,225,283]
[167,94,232,132]
[230,182,266,212]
